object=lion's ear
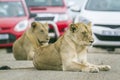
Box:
[44,23,49,30]
[70,23,77,33]
[31,22,37,29]
[87,22,92,27]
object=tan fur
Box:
[33,22,111,73]
[13,22,50,60]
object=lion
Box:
[13,21,50,60]
[33,22,111,73]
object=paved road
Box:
[0,48,120,80]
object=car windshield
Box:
[85,0,120,11]
[0,1,25,17]
[25,0,64,7]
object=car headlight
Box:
[58,14,69,21]
[14,20,28,32]
[74,16,91,24]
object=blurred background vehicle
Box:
[0,0,36,53]
[25,0,72,40]
[65,0,84,21]
[74,0,120,51]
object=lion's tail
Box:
[0,65,34,70]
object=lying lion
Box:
[32,22,111,73]
[13,22,50,60]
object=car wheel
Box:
[107,48,115,53]
[6,47,12,53]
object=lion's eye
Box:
[82,32,86,35]
[40,30,44,33]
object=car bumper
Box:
[92,26,120,47]
[0,31,24,48]
[92,34,120,48]
[92,36,120,47]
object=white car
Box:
[74,0,120,51]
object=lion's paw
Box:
[98,65,111,71]
[89,67,99,73]
[82,66,99,73]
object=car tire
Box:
[6,47,12,53]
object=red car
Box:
[25,0,72,36]
[0,0,36,52]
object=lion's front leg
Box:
[61,52,99,73]
[27,48,34,60]
[76,62,100,73]
[76,50,111,72]
[86,63,111,72]
[75,51,99,73]
[62,60,100,73]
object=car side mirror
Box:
[70,6,81,12]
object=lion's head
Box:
[69,22,94,46]
[28,21,50,47]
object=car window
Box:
[25,0,64,7]
[0,1,25,17]
[85,0,120,11]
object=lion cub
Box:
[13,22,50,60]
[33,22,111,73]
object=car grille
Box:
[35,17,54,21]
[94,24,120,29]
[48,24,57,43]
[0,34,16,44]
[0,27,11,31]
[94,33,120,41]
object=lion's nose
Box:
[46,37,50,40]
[90,41,94,43]
[89,40,94,43]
